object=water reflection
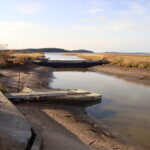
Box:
[45,53,84,60]
[48,53,150,149]
[55,68,87,72]
[51,70,150,149]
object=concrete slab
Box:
[0,92,32,150]
[5,89,102,105]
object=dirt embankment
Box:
[0,64,54,92]
[1,64,148,150]
[89,65,150,86]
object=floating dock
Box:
[5,89,102,105]
[33,60,108,68]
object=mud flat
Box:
[0,64,148,150]
[89,65,150,86]
[17,103,146,150]
[0,64,54,92]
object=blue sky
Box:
[0,0,150,52]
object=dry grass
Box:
[0,51,44,66]
[0,50,13,67]
[12,53,44,59]
[64,53,150,69]
[10,53,44,64]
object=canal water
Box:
[45,53,84,60]
[45,53,150,149]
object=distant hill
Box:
[12,48,94,53]
[71,49,94,53]
[14,48,69,53]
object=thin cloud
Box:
[87,0,108,14]
[18,1,43,15]
[87,8,104,14]
[130,3,145,13]
[0,22,41,31]
[120,2,146,15]
[0,21,150,51]
[83,16,108,22]
[77,4,83,8]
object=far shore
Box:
[89,64,150,86]
[63,53,150,86]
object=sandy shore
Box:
[89,65,150,86]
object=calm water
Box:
[47,53,150,149]
[45,53,84,60]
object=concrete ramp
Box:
[0,89,91,150]
[5,89,102,104]
[0,92,33,150]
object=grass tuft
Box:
[0,50,12,67]
[0,83,8,93]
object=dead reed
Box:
[64,53,150,69]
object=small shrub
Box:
[0,50,12,67]
[0,84,8,93]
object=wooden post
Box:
[18,72,21,92]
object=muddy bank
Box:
[16,103,146,150]
[0,64,54,92]
[1,64,148,150]
[89,65,150,86]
